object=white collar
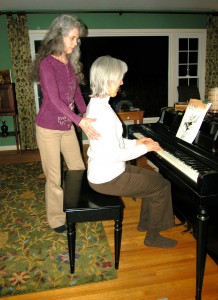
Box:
[91,96,110,105]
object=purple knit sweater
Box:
[35,56,86,130]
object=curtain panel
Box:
[6,14,37,150]
[205,15,218,98]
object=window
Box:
[176,32,206,100]
[178,38,199,86]
[80,36,169,117]
[29,32,45,113]
[29,29,206,118]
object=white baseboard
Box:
[0,145,17,151]
[123,117,159,125]
[143,117,159,124]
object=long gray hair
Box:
[29,14,87,83]
[90,56,128,98]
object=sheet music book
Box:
[176,99,211,143]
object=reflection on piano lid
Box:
[159,107,184,134]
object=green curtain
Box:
[205,15,218,98]
[6,14,37,150]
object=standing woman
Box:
[29,15,99,233]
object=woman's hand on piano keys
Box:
[136,137,163,153]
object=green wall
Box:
[0,12,207,147]
[26,13,207,30]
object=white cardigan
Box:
[86,97,147,184]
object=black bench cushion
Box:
[63,170,125,218]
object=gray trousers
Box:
[89,164,175,232]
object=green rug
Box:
[0,162,117,297]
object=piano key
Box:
[157,149,199,183]
[133,132,199,182]
[133,132,144,139]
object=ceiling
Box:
[0,0,218,14]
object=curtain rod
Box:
[0,10,218,16]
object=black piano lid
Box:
[159,108,218,157]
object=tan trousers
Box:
[36,125,85,228]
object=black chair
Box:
[63,170,125,273]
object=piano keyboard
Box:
[133,132,199,183]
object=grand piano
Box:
[128,107,218,300]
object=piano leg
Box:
[195,205,209,300]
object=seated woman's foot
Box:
[144,234,177,248]
[53,225,67,233]
[137,224,146,232]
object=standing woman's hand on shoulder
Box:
[79,117,100,140]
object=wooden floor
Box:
[1,147,218,300]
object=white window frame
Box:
[29,29,206,120]
[175,32,206,99]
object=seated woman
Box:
[86,55,177,248]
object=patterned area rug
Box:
[0,162,117,297]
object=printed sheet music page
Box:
[176,99,211,143]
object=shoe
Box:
[137,224,147,232]
[144,234,178,248]
[53,225,67,233]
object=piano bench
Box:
[63,170,125,274]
